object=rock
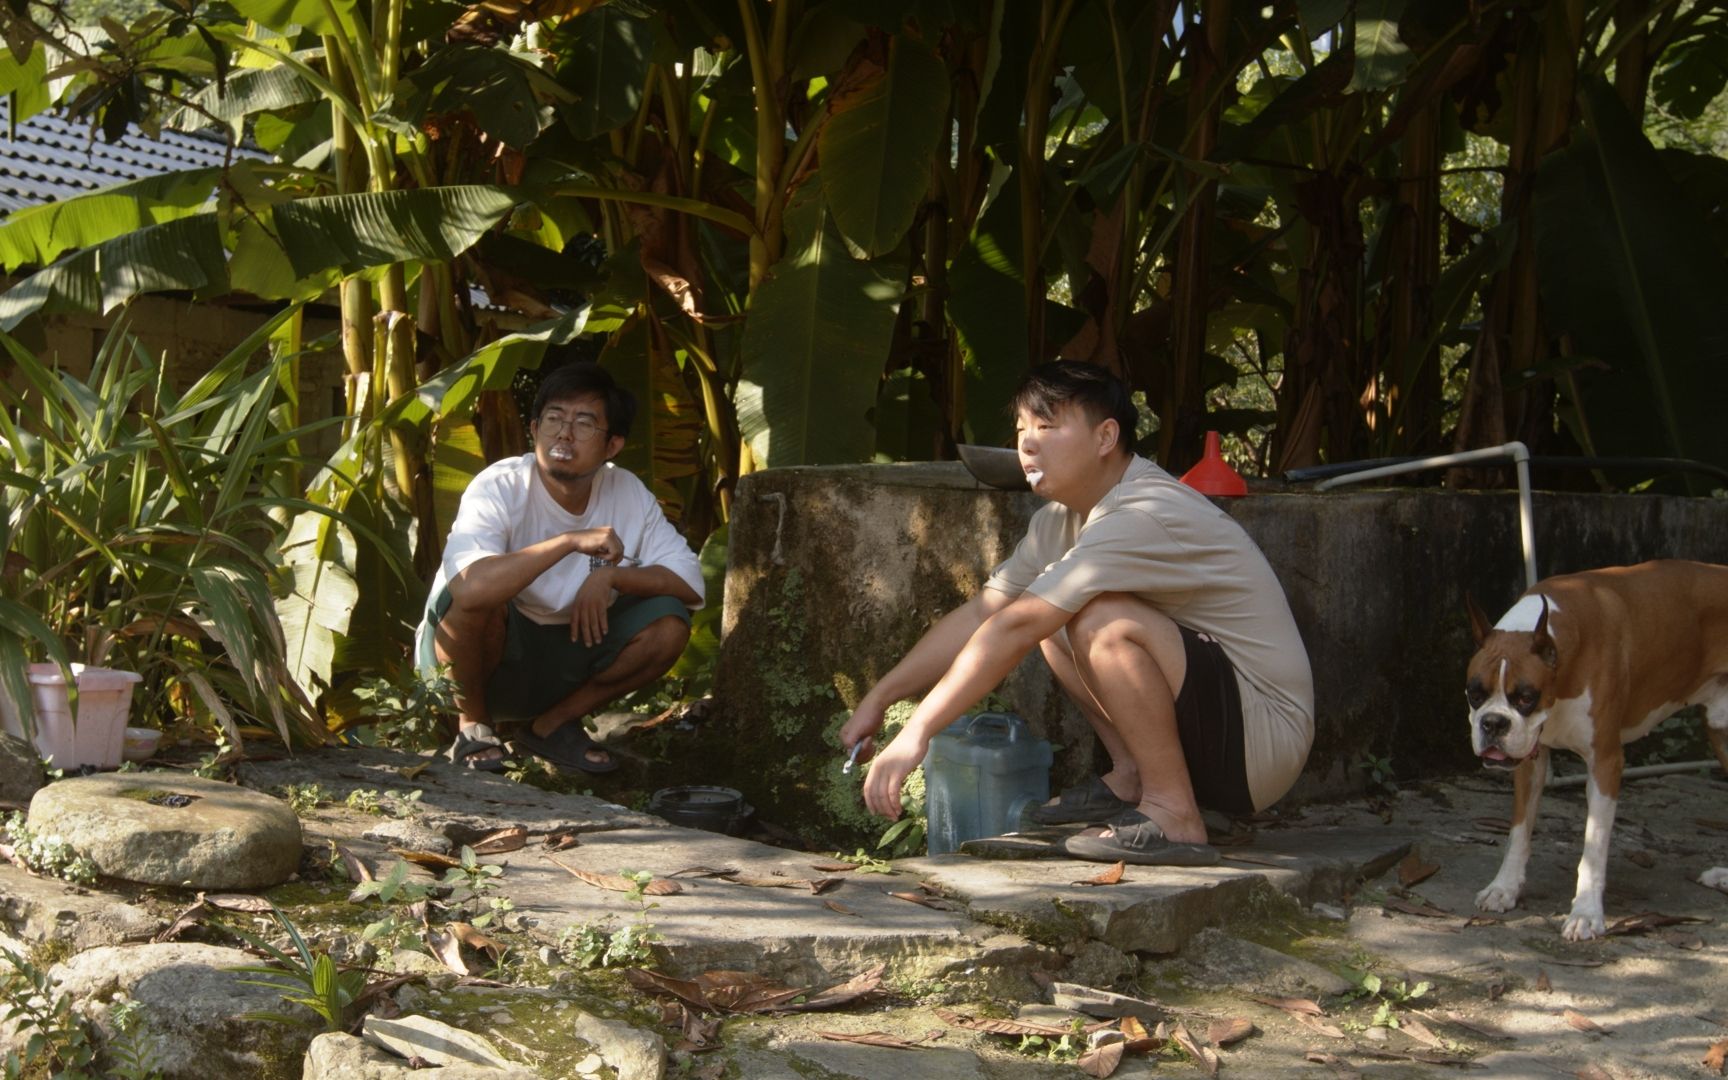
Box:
[571,1010,666,1080]
[1061,939,1136,987]
[1179,928,1353,997]
[27,774,301,890]
[1311,901,1349,920]
[361,1014,517,1069]
[305,1032,538,1079]
[0,862,161,949]
[362,819,452,854]
[0,733,43,804]
[49,943,317,1080]
[1049,982,1166,1023]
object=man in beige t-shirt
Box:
[840,363,1313,865]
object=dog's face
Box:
[1465,593,1560,768]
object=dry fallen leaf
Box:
[1563,1008,1610,1035]
[1383,896,1452,918]
[1248,995,1324,1016]
[823,900,858,916]
[1625,849,1655,869]
[548,858,683,895]
[470,827,528,855]
[1703,1037,1728,1074]
[393,848,462,869]
[152,899,208,943]
[396,760,433,780]
[1662,929,1706,951]
[1535,969,1552,992]
[1077,1040,1125,1077]
[1397,852,1440,888]
[815,1030,936,1050]
[1170,1021,1220,1075]
[1207,1017,1255,1046]
[888,891,954,910]
[1605,911,1703,936]
[787,965,887,1012]
[1400,1016,1443,1049]
[204,893,273,913]
[1072,860,1126,887]
[668,866,739,878]
[811,878,844,895]
[426,928,469,976]
[1474,816,1512,833]
[933,1007,1072,1037]
[1121,1015,1163,1052]
[445,921,504,962]
[1305,1051,1361,1077]
[722,874,820,889]
[809,861,858,873]
[1292,1012,1347,1040]
[335,844,372,883]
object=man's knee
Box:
[433,600,507,663]
[629,613,692,662]
[1069,593,1151,651]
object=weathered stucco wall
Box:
[707,463,1728,843]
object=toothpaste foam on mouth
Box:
[1025,468,1043,486]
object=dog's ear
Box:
[1466,592,1493,645]
[1531,596,1558,668]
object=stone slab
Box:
[0,861,161,949]
[904,825,1413,954]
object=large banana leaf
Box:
[737,180,905,468]
[396,45,571,150]
[395,305,592,429]
[230,0,360,36]
[600,307,704,523]
[276,509,360,703]
[0,169,223,272]
[555,5,658,141]
[819,33,951,258]
[1349,0,1413,92]
[0,214,227,330]
[169,65,320,131]
[1533,77,1728,482]
[273,187,521,279]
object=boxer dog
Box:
[1465,560,1728,940]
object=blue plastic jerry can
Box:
[923,712,1052,855]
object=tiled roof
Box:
[0,97,257,214]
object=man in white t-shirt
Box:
[839,362,1313,865]
[417,363,703,773]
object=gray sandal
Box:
[1063,810,1220,866]
[1021,776,1133,827]
[448,723,507,772]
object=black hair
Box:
[1009,362,1137,457]
[531,362,636,440]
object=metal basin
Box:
[957,444,1029,491]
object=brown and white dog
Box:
[1465,560,1728,940]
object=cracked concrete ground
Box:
[4,745,1726,1077]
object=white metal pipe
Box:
[1313,441,1538,590]
[1546,758,1722,787]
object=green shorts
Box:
[420,588,691,724]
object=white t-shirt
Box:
[431,454,704,625]
[984,456,1314,810]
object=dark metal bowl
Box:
[957,444,1029,491]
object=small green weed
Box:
[0,947,99,1079]
[2,812,97,886]
[234,906,367,1033]
[830,848,896,874]
[353,666,459,754]
[278,783,329,816]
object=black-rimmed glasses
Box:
[537,411,609,442]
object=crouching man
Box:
[417,362,703,773]
[839,362,1313,864]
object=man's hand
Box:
[862,732,929,820]
[570,526,623,564]
[570,565,615,645]
[838,702,887,764]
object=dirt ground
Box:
[740,767,1728,1079]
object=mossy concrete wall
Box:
[707,464,1728,842]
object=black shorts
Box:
[1173,626,1254,814]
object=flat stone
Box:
[50,943,315,1079]
[0,733,43,805]
[1180,927,1354,996]
[27,773,301,890]
[570,1011,665,1080]
[904,825,1413,955]
[305,1032,538,1079]
[361,1014,515,1069]
[0,861,161,948]
[362,818,453,854]
[1049,983,1167,1022]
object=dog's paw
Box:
[1561,903,1606,941]
[1699,867,1728,892]
[1475,881,1520,912]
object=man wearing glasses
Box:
[416,362,703,772]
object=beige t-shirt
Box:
[984,456,1314,810]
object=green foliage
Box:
[348,861,432,906]
[277,783,331,816]
[829,849,896,874]
[2,812,97,886]
[0,947,98,1079]
[352,665,457,754]
[1354,753,1397,797]
[235,906,368,1033]
[102,1000,161,1080]
[556,920,660,970]
[0,316,330,747]
[1341,969,1434,1028]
